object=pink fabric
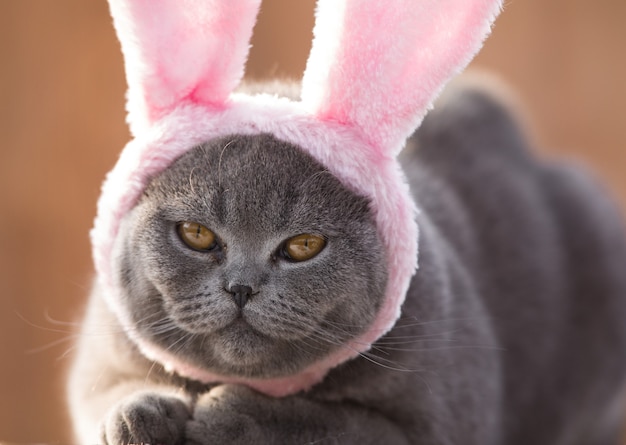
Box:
[95,0,503,396]
[302,0,503,153]
[94,97,418,393]
[108,0,261,134]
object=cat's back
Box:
[402,80,626,444]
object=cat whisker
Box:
[57,344,78,362]
[217,139,236,189]
[253,307,496,378]
[300,322,442,380]
[188,166,198,195]
[167,330,197,357]
[375,344,505,353]
[300,170,335,190]
[357,350,423,373]
[375,330,461,344]
[14,310,77,335]
[390,315,497,331]
[319,318,374,330]
[144,360,161,386]
[148,319,181,336]
[79,316,172,338]
[289,337,325,357]
[43,308,82,328]
[25,334,80,355]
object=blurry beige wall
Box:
[0,0,624,442]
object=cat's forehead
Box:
[142,134,373,232]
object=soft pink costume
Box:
[92,0,502,396]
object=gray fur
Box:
[68,84,626,444]
[117,133,387,378]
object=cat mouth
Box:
[231,314,254,328]
[213,320,271,367]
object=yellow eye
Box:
[284,234,326,262]
[177,222,217,251]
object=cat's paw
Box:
[186,385,267,445]
[101,391,191,445]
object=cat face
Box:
[113,134,387,378]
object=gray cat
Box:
[68,0,626,443]
[68,81,626,444]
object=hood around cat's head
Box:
[92,0,502,396]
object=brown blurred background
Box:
[0,0,624,442]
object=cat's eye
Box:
[177,222,217,251]
[283,234,326,262]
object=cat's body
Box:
[68,84,626,444]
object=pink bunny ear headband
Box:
[93,0,502,396]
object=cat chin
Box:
[134,330,334,397]
[212,321,273,368]
[167,318,299,373]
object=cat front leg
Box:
[186,384,410,445]
[100,389,192,445]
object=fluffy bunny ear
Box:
[108,0,261,134]
[301,0,503,154]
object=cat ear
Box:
[108,0,262,135]
[301,0,503,155]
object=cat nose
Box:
[228,284,253,309]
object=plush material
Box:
[93,0,502,396]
